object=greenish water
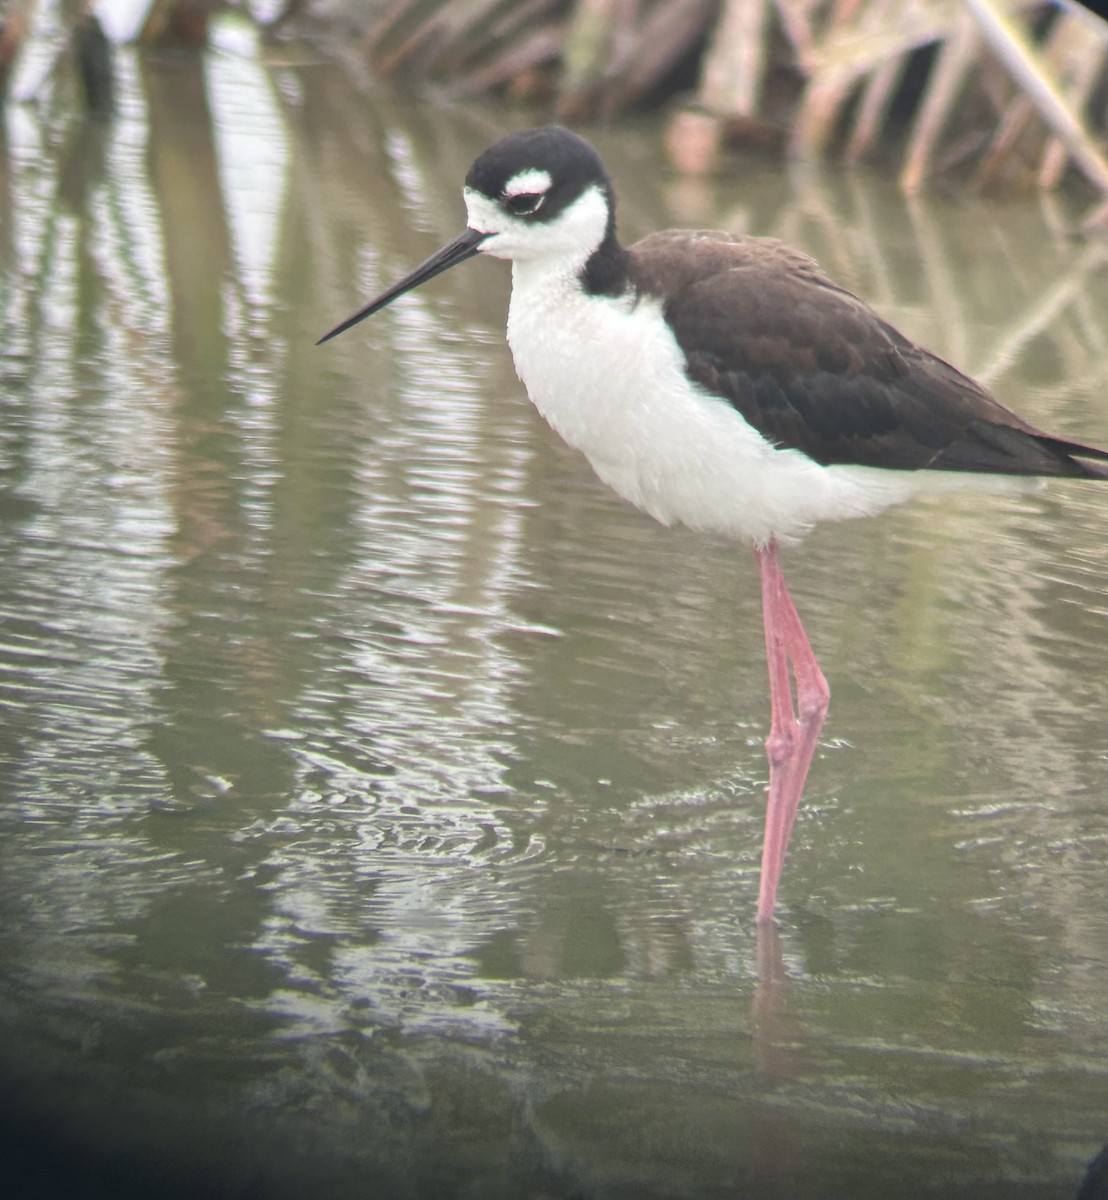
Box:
[2,31,1108,1200]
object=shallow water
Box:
[2,30,1108,1200]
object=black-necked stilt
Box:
[319,124,1108,925]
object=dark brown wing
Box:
[629,231,1108,479]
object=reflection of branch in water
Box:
[904,191,973,370]
[772,165,863,292]
[899,190,1108,401]
[718,161,1108,420]
[973,243,1108,387]
[841,171,899,309]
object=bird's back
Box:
[627,230,1108,481]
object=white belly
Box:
[505,266,923,546]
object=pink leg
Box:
[753,539,830,924]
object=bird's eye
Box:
[504,192,545,216]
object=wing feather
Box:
[629,232,1108,479]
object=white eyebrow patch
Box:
[503,168,552,197]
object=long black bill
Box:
[316,228,490,346]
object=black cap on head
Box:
[465,125,614,228]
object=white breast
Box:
[505,263,924,546]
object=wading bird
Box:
[319,125,1108,924]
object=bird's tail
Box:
[1035,434,1108,480]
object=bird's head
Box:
[317,125,616,345]
[462,124,615,268]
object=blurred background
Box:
[1,2,1108,1198]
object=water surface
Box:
[1,32,1107,1200]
